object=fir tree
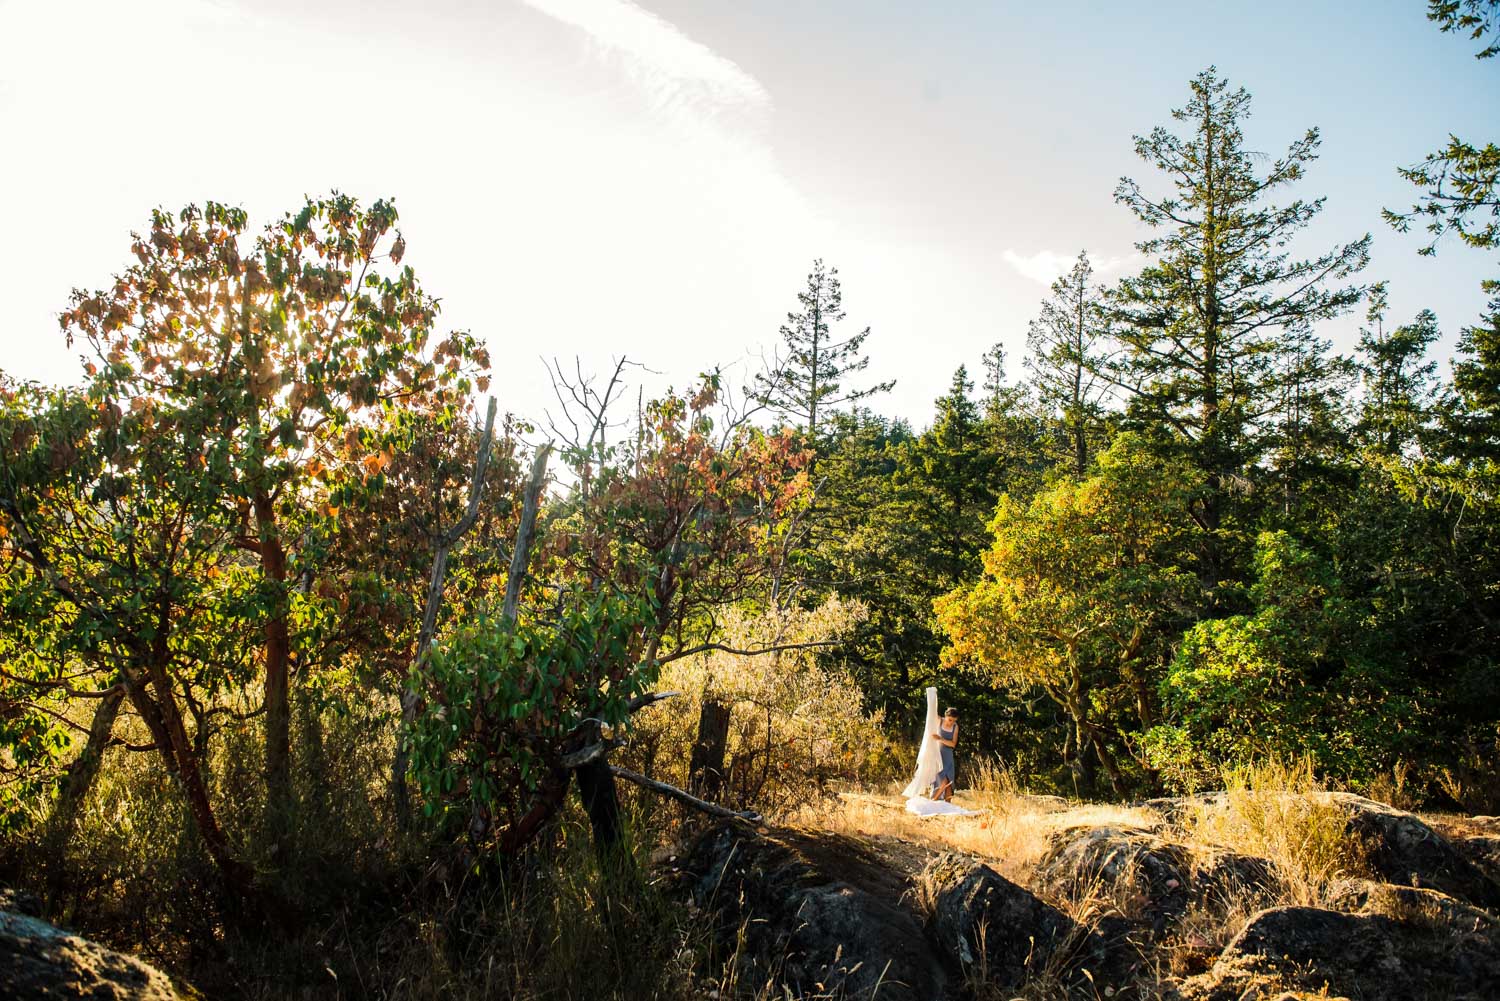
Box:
[1111,66,1370,583]
[754,259,893,442]
[1025,250,1114,475]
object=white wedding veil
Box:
[901,686,941,798]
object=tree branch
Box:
[655,639,839,667]
[609,765,761,821]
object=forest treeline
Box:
[0,8,1497,995]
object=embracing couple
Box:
[901,687,970,815]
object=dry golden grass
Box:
[784,758,1156,883]
[1173,758,1369,907]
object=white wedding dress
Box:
[902,686,979,817]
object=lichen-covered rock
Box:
[922,852,1096,990]
[676,820,948,1001]
[1325,878,1500,930]
[1325,793,1500,910]
[0,907,187,1000]
[1033,825,1190,916]
[1179,889,1500,1001]
[1454,834,1500,881]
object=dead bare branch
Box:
[609,765,761,821]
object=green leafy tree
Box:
[1145,531,1417,790]
[1111,67,1370,586]
[0,378,257,889]
[936,434,1200,792]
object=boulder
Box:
[1179,887,1500,1001]
[1134,792,1227,825]
[1325,793,1500,910]
[0,905,187,1001]
[675,820,949,1001]
[1457,834,1500,879]
[922,852,1100,990]
[1034,825,1190,932]
[1325,877,1500,930]
[1032,825,1273,935]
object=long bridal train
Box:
[902,686,980,818]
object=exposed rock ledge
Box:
[1,889,191,1000]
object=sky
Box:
[1,0,1496,430]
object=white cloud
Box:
[1001,248,1137,285]
[519,0,771,136]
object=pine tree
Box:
[1025,250,1114,475]
[1111,67,1370,582]
[981,343,1014,418]
[914,367,991,583]
[754,259,893,442]
[1385,3,1499,254]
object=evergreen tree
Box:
[981,343,1015,418]
[754,259,893,442]
[1111,67,1370,584]
[1025,250,1114,475]
[1430,0,1500,59]
[1385,2,1498,255]
[1355,285,1441,456]
[907,367,994,585]
[1448,288,1500,462]
[1266,324,1356,519]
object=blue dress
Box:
[935,724,955,786]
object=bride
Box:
[902,687,978,817]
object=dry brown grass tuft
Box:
[1174,758,1368,907]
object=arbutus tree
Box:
[58,196,487,832]
[935,434,1201,793]
[0,377,259,894]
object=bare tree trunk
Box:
[576,752,624,851]
[253,489,294,830]
[393,399,499,826]
[503,445,551,624]
[466,442,549,845]
[45,684,124,848]
[689,697,732,800]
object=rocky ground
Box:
[7,795,1499,999]
[672,794,1500,1000]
